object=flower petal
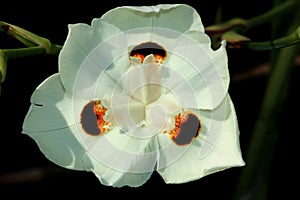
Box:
[109,94,145,131]
[22,73,74,132]
[22,73,92,170]
[59,19,128,97]
[101,4,204,33]
[77,127,159,187]
[22,73,158,186]
[116,55,162,104]
[87,151,153,187]
[100,4,207,54]
[157,94,245,183]
[23,125,90,170]
[163,40,229,110]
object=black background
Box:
[0,0,299,199]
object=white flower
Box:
[22,4,245,187]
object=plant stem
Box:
[0,21,62,55]
[3,45,62,58]
[245,0,296,30]
[242,26,300,50]
[0,50,7,84]
[206,0,298,50]
[2,47,45,59]
[0,22,62,95]
[205,0,297,35]
[233,1,300,199]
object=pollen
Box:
[130,42,167,66]
[154,55,164,66]
[133,53,165,66]
[93,100,111,134]
[133,53,145,63]
[166,113,184,139]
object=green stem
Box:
[242,26,300,50]
[1,21,40,46]
[235,44,299,200]
[0,21,62,54]
[0,22,62,95]
[0,45,62,89]
[206,0,299,50]
[2,47,45,59]
[245,0,297,30]
[234,2,300,199]
[205,0,297,35]
[0,50,7,83]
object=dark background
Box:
[0,0,299,199]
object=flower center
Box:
[80,42,201,145]
[80,95,201,145]
[129,42,167,66]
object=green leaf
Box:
[205,18,246,36]
[0,50,7,83]
[221,31,250,48]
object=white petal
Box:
[157,94,245,183]
[22,74,95,170]
[59,19,128,97]
[109,94,145,131]
[101,4,204,33]
[22,73,74,132]
[115,56,162,105]
[145,91,181,132]
[163,39,229,110]
[101,4,206,53]
[79,127,159,187]
[23,124,88,170]
[76,54,129,100]
[85,127,158,171]
[88,153,153,187]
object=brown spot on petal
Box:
[165,112,201,145]
[129,42,167,66]
[80,100,111,136]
